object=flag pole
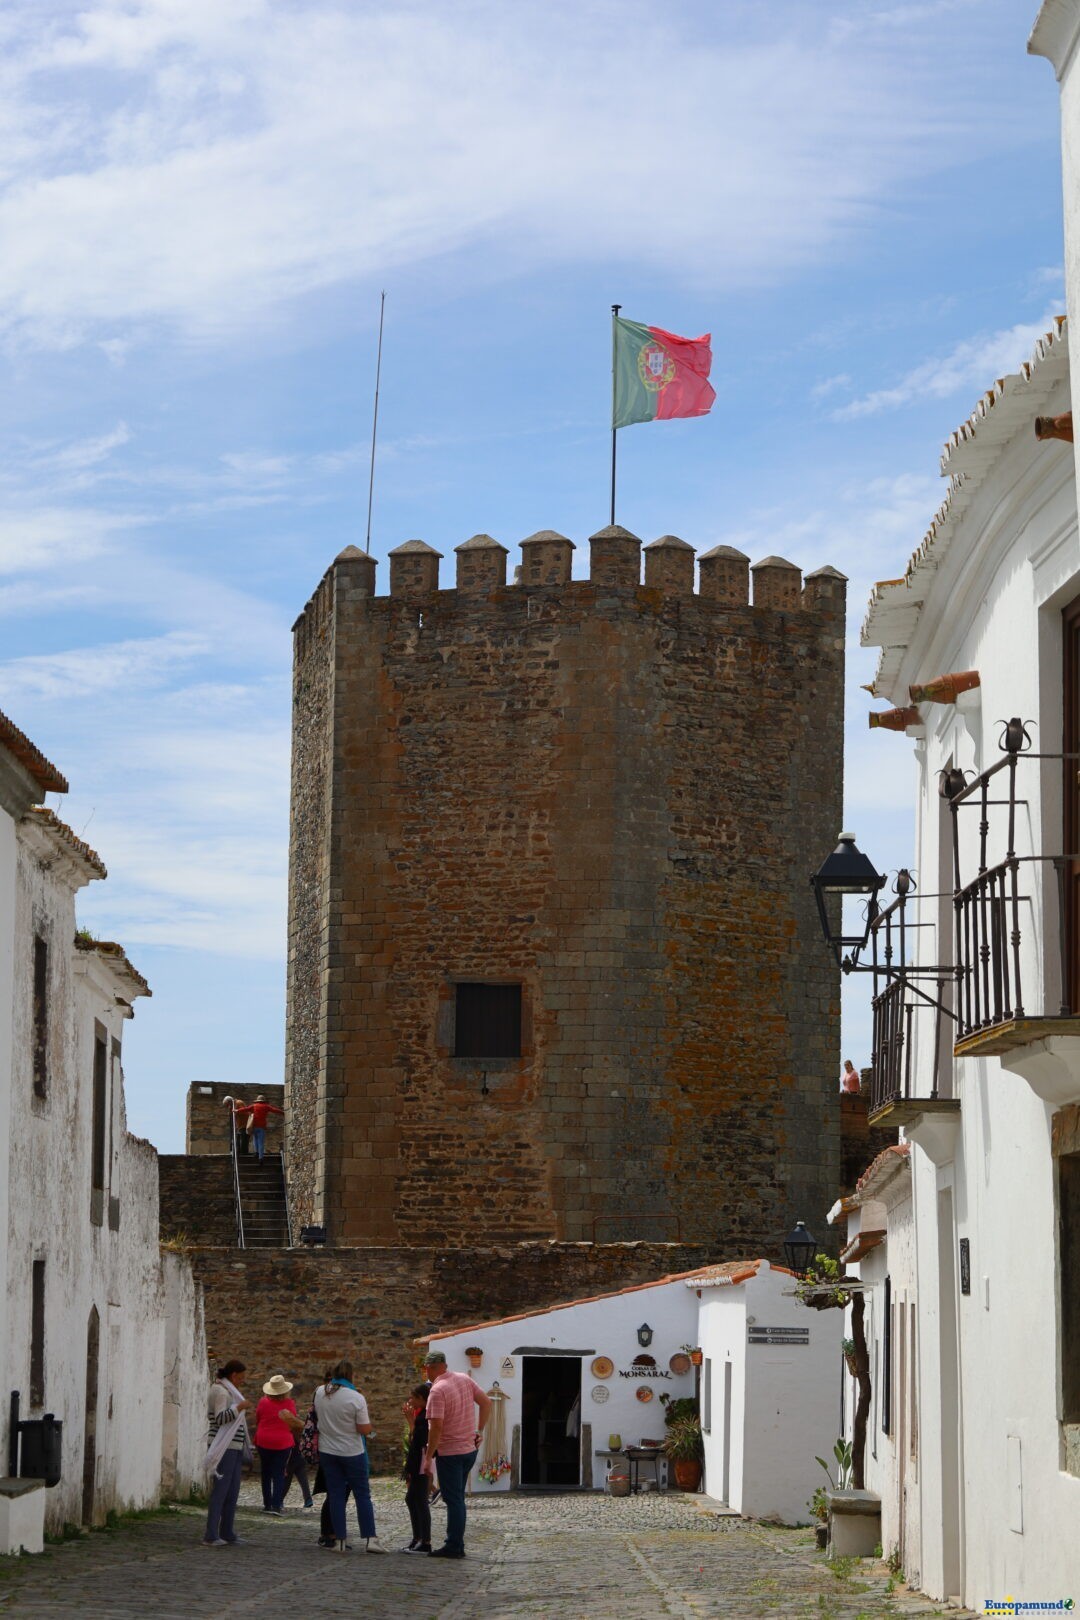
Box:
[610,303,621,526]
[364,290,386,555]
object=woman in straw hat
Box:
[255,1373,301,1515]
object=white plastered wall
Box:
[425,1277,700,1490]
[861,300,1080,1603]
[697,1264,841,1524]
[6,821,205,1529]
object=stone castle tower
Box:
[286,525,845,1250]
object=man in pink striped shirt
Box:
[423,1351,492,1559]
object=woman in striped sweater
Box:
[203,1359,251,1547]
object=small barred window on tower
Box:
[454,983,522,1060]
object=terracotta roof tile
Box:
[26,807,106,878]
[854,1142,910,1200]
[73,935,150,998]
[840,1229,887,1263]
[861,317,1068,698]
[0,708,67,797]
[415,1259,780,1344]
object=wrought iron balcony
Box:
[867,888,956,1126]
[948,725,1077,1057]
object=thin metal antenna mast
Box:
[364,291,386,555]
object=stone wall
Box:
[189,1239,717,1474]
[159,1156,235,1245]
[286,532,845,1253]
[185,1081,283,1157]
[839,1088,899,1194]
[286,555,339,1228]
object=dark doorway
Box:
[82,1307,100,1526]
[1063,595,1080,1011]
[520,1357,581,1487]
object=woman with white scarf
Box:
[203,1359,251,1546]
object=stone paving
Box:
[0,1482,974,1619]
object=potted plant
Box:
[808,1484,829,1548]
[680,1342,704,1367]
[465,1346,484,1368]
[663,1415,703,1491]
[659,1393,698,1427]
[842,1337,857,1377]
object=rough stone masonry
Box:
[286,525,846,1253]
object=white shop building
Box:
[419,1258,841,1521]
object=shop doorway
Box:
[520,1356,582,1487]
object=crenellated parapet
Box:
[292,527,846,649]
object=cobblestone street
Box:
[0,1484,971,1620]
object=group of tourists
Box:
[203,1349,492,1559]
[221,1094,284,1162]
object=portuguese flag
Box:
[613,316,715,428]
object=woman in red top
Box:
[233,1095,285,1162]
[255,1374,302,1514]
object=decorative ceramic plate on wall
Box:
[668,1353,691,1375]
[635,1386,654,1403]
[590,1356,614,1379]
[590,1385,610,1404]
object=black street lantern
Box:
[783,1220,817,1276]
[809,832,886,970]
[636,1323,654,1347]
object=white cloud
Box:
[0,630,208,700]
[810,372,853,401]
[0,504,137,573]
[0,0,980,346]
[32,421,131,472]
[833,313,1063,420]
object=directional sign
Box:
[748,1326,810,1347]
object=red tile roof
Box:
[26,807,106,878]
[854,1142,910,1200]
[0,708,67,797]
[74,936,151,998]
[416,1258,786,1344]
[840,1229,887,1263]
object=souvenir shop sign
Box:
[618,1366,672,1380]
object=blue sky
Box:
[0,0,1067,1149]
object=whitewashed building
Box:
[826,1147,917,1571]
[843,310,1080,1606]
[419,1258,840,1521]
[693,1259,841,1525]
[0,708,206,1542]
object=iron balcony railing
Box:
[861,719,1080,1107]
[946,723,1076,1043]
[867,886,950,1115]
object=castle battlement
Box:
[292,527,846,656]
[285,515,846,1252]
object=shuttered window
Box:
[32,935,48,1099]
[454,983,522,1059]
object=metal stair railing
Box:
[229,1105,245,1251]
[280,1149,293,1248]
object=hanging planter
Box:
[465,1346,484,1368]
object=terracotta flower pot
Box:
[467,1354,483,1367]
[689,1350,703,1366]
[673,1459,702,1492]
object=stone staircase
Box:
[235,1154,290,1248]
